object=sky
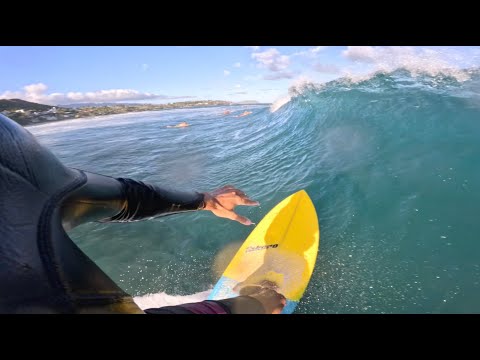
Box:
[0,46,479,105]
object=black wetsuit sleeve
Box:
[61,170,205,230]
[143,296,266,314]
[105,178,205,222]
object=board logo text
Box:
[246,244,279,253]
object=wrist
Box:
[198,192,207,210]
[199,192,214,211]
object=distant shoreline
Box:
[23,103,271,128]
[0,98,270,127]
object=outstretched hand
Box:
[201,185,259,225]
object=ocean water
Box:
[27,69,480,313]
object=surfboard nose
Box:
[296,189,308,197]
[293,189,312,203]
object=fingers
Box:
[228,189,260,207]
[258,280,279,291]
[238,284,263,296]
[222,210,253,226]
[262,288,286,314]
[216,185,260,206]
[220,184,236,191]
[224,188,246,198]
[206,185,259,224]
[240,197,260,206]
[233,189,246,197]
[218,185,246,197]
[242,286,287,314]
[272,296,287,314]
[211,208,250,225]
[238,281,279,296]
[232,213,253,226]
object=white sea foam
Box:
[133,289,211,310]
[270,95,291,113]
[282,48,477,100]
[26,111,159,136]
[269,75,323,112]
[342,46,472,82]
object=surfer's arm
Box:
[61,170,204,230]
[61,171,258,230]
[104,177,205,222]
[144,283,286,314]
[144,296,267,314]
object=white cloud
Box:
[342,46,384,63]
[313,63,340,74]
[310,46,326,54]
[245,46,260,51]
[0,83,195,105]
[292,46,327,57]
[252,48,290,72]
[228,91,248,95]
[224,70,231,76]
[243,74,262,81]
[234,84,242,88]
[233,62,241,68]
[263,71,294,80]
[141,63,149,71]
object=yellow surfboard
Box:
[208,190,320,313]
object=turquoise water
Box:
[28,70,480,313]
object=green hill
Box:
[0,99,54,112]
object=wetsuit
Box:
[0,114,265,314]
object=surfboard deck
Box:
[207,190,320,314]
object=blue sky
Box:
[0,46,479,105]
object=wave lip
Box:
[283,66,480,103]
[270,95,291,113]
